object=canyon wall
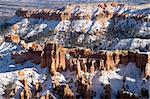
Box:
[16,3,148,22]
[8,34,150,78]
[9,2,149,50]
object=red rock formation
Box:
[61,12,71,20]
[19,79,32,99]
[113,50,121,67]
[12,24,18,33]
[27,42,43,51]
[59,47,68,71]
[5,34,20,44]
[145,63,150,78]
[105,51,115,70]
[78,48,92,58]
[16,9,62,20]
[41,42,54,68]
[111,2,119,7]
[11,39,150,79]
[40,42,68,73]
[90,60,95,73]
[98,3,107,9]
[15,3,148,27]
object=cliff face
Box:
[10,39,150,98]
[8,34,150,78]
[5,2,148,50]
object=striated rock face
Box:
[8,38,150,99]
[113,50,121,67]
[105,51,115,70]
[41,42,68,73]
[16,9,62,20]
[16,3,148,23]
[11,40,150,75]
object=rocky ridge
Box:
[0,2,148,50]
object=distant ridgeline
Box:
[14,3,149,41]
[2,2,149,49]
